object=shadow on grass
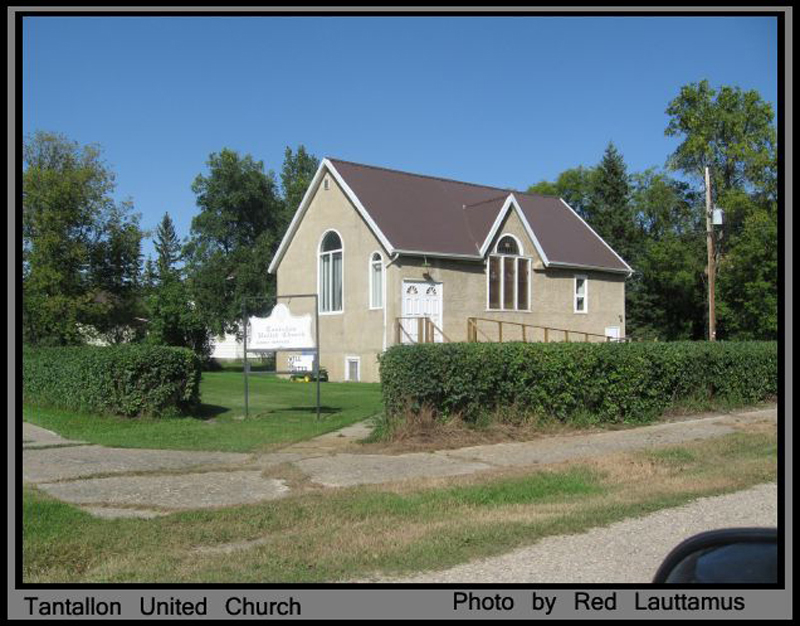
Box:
[195,404,231,420]
[245,406,342,420]
[282,405,341,415]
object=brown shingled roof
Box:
[327,158,630,273]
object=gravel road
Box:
[365,482,778,584]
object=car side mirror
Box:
[653,528,778,584]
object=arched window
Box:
[369,252,384,309]
[319,230,343,313]
[488,235,530,311]
[496,235,519,255]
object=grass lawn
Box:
[23,372,383,452]
[23,426,776,583]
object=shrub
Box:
[379,341,778,425]
[23,345,201,417]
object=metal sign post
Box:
[242,294,320,421]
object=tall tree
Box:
[154,212,181,281]
[665,80,778,340]
[145,213,210,358]
[626,169,707,340]
[588,142,638,265]
[86,200,145,343]
[184,148,284,335]
[280,145,319,226]
[22,131,143,345]
[665,79,777,199]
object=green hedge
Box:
[23,345,202,417]
[379,341,778,424]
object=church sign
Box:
[248,303,314,351]
[242,295,320,421]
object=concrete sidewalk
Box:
[22,407,776,519]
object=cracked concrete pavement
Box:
[22,406,776,519]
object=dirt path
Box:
[22,406,777,518]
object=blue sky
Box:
[22,15,778,259]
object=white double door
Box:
[401,280,444,343]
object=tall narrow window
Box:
[369,252,383,309]
[517,257,528,310]
[503,255,515,309]
[574,275,588,313]
[488,257,501,309]
[319,231,343,313]
[487,235,530,311]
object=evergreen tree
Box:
[154,212,181,281]
[146,215,211,359]
[589,142,638,265]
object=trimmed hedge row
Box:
[23,345,202,417]
[379,341,778,424]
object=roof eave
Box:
[544,261,633,276]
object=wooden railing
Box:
[395,317,451,344]
[466,316,616,343]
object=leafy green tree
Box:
[665,79,777,199]
[625,234,708,341]
[625,169,707,340]
[142,256,158,291]
[22,131,143,345]
[85,200,145,343]
[184,149,284,335]
[630,169,701,240]
[665,80,778,340]
[528,166,596,219]
[716,207,778,339]
[145,278,211,360]
[280,145,319,225]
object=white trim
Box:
[548,261,631,275]
[325,160,396,255]
[574,274,588,314]
[368,250,384,310]
[478,194,551,268]
[559,198,634,275]
[268,159,395,274]
[393,249,483,260]
[318,229,344,315]
[513,199,551,266]
[344,356,361,382]
[478,196,514,257]
[269,161,329,274]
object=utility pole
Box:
[705,166,716,341]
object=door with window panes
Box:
[401,280,443,343]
